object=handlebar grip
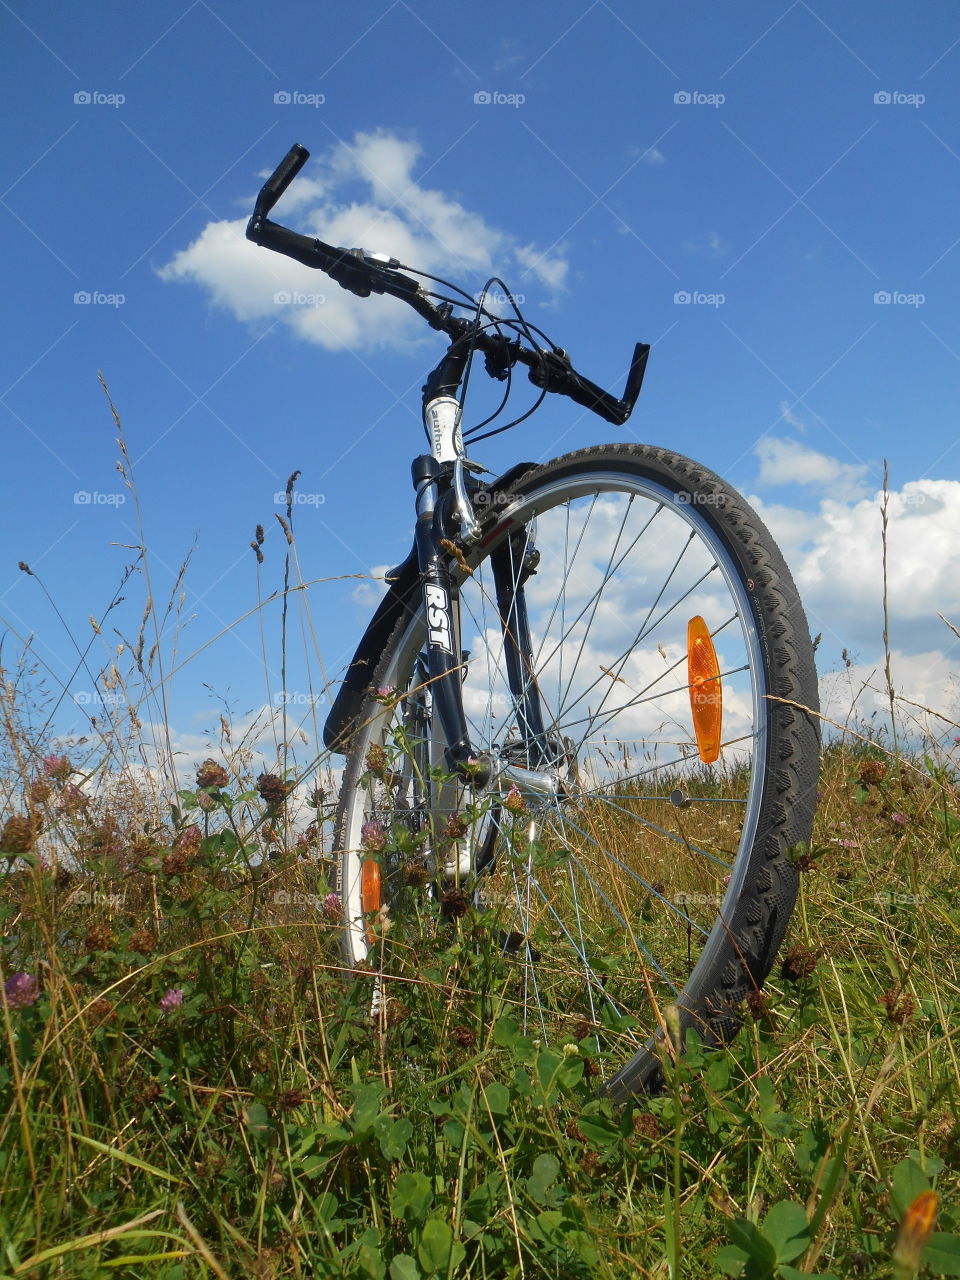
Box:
[252,143,310,222]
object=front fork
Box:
[412,452,552,792]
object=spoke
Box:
[544,802,715,930]
[584,793,734,871]
[559,559,722,728]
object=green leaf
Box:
[243,1103,273,1141]
[350,1082,386,1136]
[482,1082,510,1116]
[389,1256,420,1280]
[391,1171,433,1222]
[757,1076,794,1139]
[576,1112,621,1147]
[375,1116,413,1161]
[527,1154,561,1205]
[793,1120,831,1176]
[727,1217,777,1267]
[891,1155,932,1218]
[715,1244,749,1276]
[762,1201,810,1263]
[924,1233,960,1277]
[417,1217,464,1275]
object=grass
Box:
[1,392,958,1278]
[1,721,959,1278]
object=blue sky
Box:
[2,0,959,770]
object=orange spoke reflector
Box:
[688,615,722,764]
[361,858,382,926]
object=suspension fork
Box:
[490,532,550,767]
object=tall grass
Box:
[1,395,958,1278]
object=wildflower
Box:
[43,755,72,781]
[746,989,770,1020]
[838,838,857,849]
[858,759,887,788]
[3,972,40,1008]
[880,987,915,1025]
[890,812,907,826]
[781,945,818,983]
[374,686,395,700]
[88,997,114,1025]
[441,886,470,919]
[503,782,526,814]
[159,988,184,1013]
[360,819,386,852]
[307,786,326,808]
[402,858,430,887]
[444,813,468,840]
[365,744,388,775]
[321,892,342,920]
[29,778,51,804]
[1,813,42,854]
[196,759,229,790]
[257,773,291,807]
[85,924,115,953]
[59,783,88,815]
[892,1190,938,1277]
[276,1088,307,1112]
[128,929,157,954]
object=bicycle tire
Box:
[333,443,819,1098]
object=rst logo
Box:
[424,584,453,652]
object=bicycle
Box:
[246,144,820,1099]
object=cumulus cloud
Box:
[159,130,568,351]
[746,440,960,729]
[753,436,871,501]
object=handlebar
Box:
[246,144,649,427]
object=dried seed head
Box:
[441,886,470,919]
[1,813,42,854]
[257,773,291,807]
[858,758,887,788]
[197,759,229,789]
[781,945,818,983]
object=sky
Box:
[2,0,960,777]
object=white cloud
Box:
[754,436,871,501]
[747,445,960,728]
[160,130,568,351]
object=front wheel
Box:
[334,444,819,1097]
